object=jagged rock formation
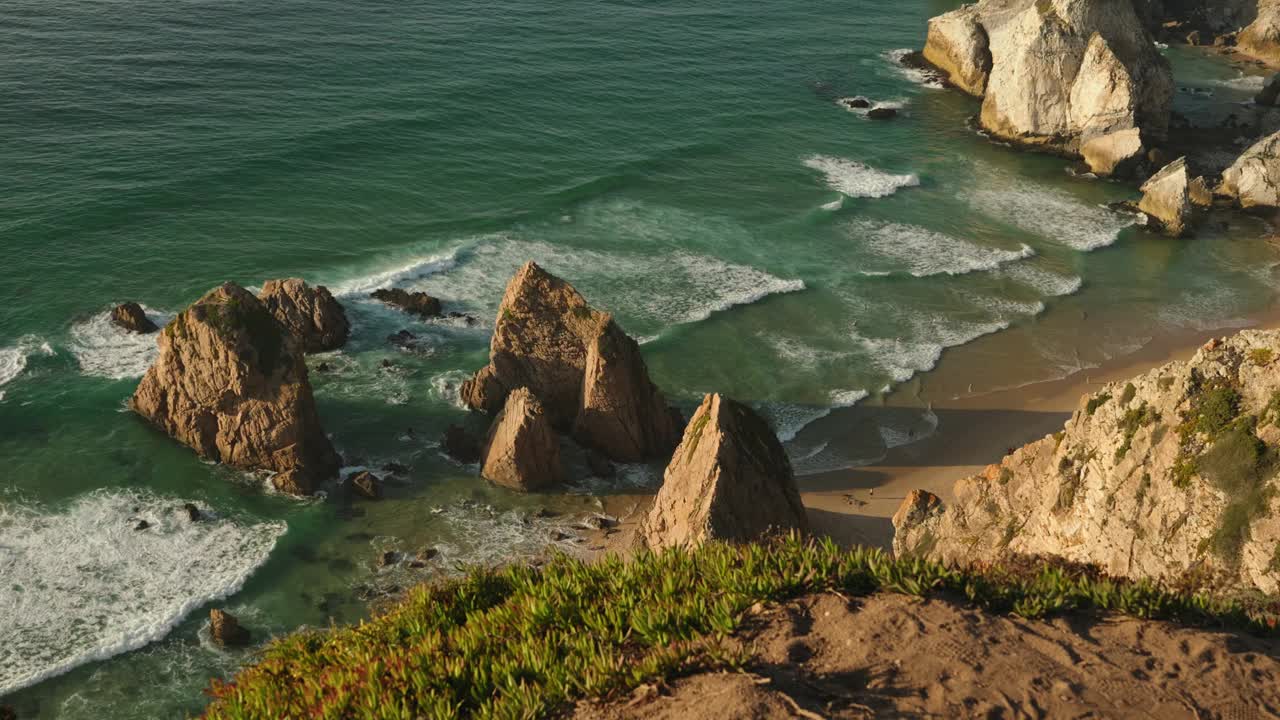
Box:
[641,394,808,550]
[130,283,340,495]
[371,287,442,318]
[210,608,250,647]
[348,471,383,500]
[921,0,1173,176]
[1220,131,1280,209]
[1138,157,1199,236]
[480,387,563,491]
[111,302,158,334]
[461,262,680,463]
[894,329,1280,593]
[1240,1,1280,66]
[258,278,349,353]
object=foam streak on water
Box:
[69,308,171,380]
[967,174,1133,251]
[0,336,53,392]
[0,490,286,695]
[804,155,920,199]
[850,219,1035,277]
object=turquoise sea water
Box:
[2,1,1279,716]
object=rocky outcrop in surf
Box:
[1220,130,1280,209]
[110,302,158,334]
[1239,2,1280,66]
[893,328,1280,593]
[210,608,250,648]
[641,394,808,550]
[371,287,443,318]
[1138,157,1208,236]
[461,262,680,463]
[920,0,1173,176]
[130,283,340,495]
[258,278,349,353]
[480,387,563,491]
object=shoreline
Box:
[595,305,1280,556]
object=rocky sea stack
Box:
[641,394,808,550]
[129,282,340,495]
[110,302,158,334]
[894,328,1280,593]
[923,0,1173,176]
[480,387,563,491]
[258,278,349,353]
[209,608,250,648]
[461,261,680,463]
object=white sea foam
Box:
[849,219,1035,277]
[968,178,1133,251]
[1212,74,1265,91]
[804,156,920,199]
[0,489,285,695]
[765,389,870,443]
[328,249,461,299]
[879,407,939,449]
[69,307,171,380]
[406,236,804,333]
[855,316,1012,384]
[883,48,946,89]
[0,336,53,391]
[430,370,471,410]
[999,263,1084,297]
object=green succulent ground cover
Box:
[202,536,1279,720]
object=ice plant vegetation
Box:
[203,535,1278,719]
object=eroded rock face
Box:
[923,5,992,96]
[641,394,808,550]
[1138,157,1196,236]
[893,329,1280,593]
[462,262,680,462]
[924,0,1173,175]
[258,278,349,353]
[111,302,158,334]
[480,387,563,491]
[1220,131,1280,209]
[210,608,250,647]
[130,283,340,495]
[1239,1,1280,66]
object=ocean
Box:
[2,0,1278,716]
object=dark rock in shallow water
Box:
[387,329,417,348]
[444,311,479,326]
[111,302,158,334]
[348,471,383,500]
[409,546,439,568]
[315,362,332,373]
[182,503,202,522]
[371,288,442,318]
[210,608,250,647]
[442,424,482,464]
[382,461,409,475]
[842,96,872,109]
[377,550,400,568]
[1258,74,1280,107]
[587,449,616,479]
[133,519,150,531]
[0,704,15,720]
[867,107,898,120]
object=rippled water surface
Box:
[2,1,1277,715]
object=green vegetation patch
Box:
[683,410,712,463]
[1250,348,1275,367]
[1086,392,1112,416]
[1120,382,1137,406]
[1198,417,1277,565]
[1182,384,1242,440]
[200,293,285,376]
[202,536,1278,720]
[1114,403,1160,462]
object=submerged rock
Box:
[893,328,1280,593]
[110,302,158,334]
[371,287,442,318]
[1220,131,1280,209]
[210,608,250,648]
[258,278,349,353]
[641,394,808,550]
[129,283,340,495]
[348,471,383,500]
[480,387,563,491]
[866,107,898,120]
[442,424,482,464]
[1138,157,1197,236]
[461,262,680,463]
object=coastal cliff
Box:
[894,328,1280,592]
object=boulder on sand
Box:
[111,302,158,334]
[1220,130,1280,209]
[258,278,349,353]
[480,387,563,491]
[641,394,808,550]
[1138,157,1198,236]
[129,283,340,495]
[210,608,251,647]
[461,262,680,463]
[371,287,442,318]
